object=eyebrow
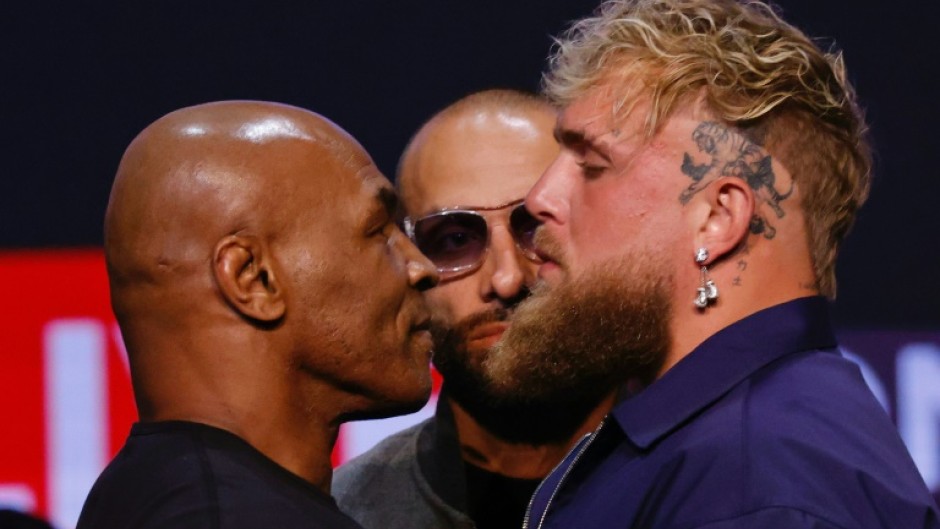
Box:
[553,125,613,162]
[374,185,402,224]
[553,125,585,147]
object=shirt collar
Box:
[611,296,837,450]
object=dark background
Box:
[2,1,937,328]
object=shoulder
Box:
[667,350,937,527]
[81,422,362,529]
[77,426,215,528]
[333,418,429,494]
[333,418,465,529]
[332,419,429,514]
[683,349,896,450]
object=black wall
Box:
[3,1,937,327]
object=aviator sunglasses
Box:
[402,198,541,278]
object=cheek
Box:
[569,180,680,269]
[424,280,477,324]
[569,187,643,259]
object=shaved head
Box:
[106,101,363,321]
[103,101,438,488]
[397,89,556,212]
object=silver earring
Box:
[694,248,718,309]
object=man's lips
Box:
[466,321,509,347]
[533,245,557,265]
[538,261,561,281]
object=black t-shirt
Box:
[464,461,542,529]
[76,421,364,529]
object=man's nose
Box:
[526,153,571,225]
[400,233,439,291]
[481,226,532,301]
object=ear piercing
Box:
[694,248,718,309]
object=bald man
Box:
[333,90,616,529]
[76,101,438,529]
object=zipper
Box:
[523,417,607,529]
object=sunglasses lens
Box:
[412,212,488,273]
[509,205,540,256]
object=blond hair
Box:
[544,0,871,297]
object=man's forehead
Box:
[404,169,535,217]
[557,85,640,144]
[360,168,395,201]
[401,115,556,216]
[557,83,709,157]
[315,159,391,224]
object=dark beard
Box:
[431,309,613,445]
[484,254,672,411]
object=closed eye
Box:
[577,160,606,179]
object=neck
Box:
[247,416,339,493]
[660,243,818,377]
[133,330,341,492]
[144,392,340,493]
[448,392,615,479]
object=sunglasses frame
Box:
[402,198,540,278]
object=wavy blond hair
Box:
[543,0,871,298]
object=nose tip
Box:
[408,259,439,291]
[491,256,525,299]
[525,156,566,224]
[397,227,439,291]
[485,228,533,302]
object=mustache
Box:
[533,227,565,268]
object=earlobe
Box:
[694,176,755,262]
[213,235,286,323]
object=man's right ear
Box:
[213,235,286,323]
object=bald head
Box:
[106,101,363,313]
[101,100,440,488]
[107,100,438,433]
[398,89,557,213]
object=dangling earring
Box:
[694,247,718,309]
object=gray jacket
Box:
[333,396,475,529]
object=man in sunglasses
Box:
[333,89,618,529]
[77,101,439,529]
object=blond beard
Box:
[485,252,672,405]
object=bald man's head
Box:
[397,89,556,213]
[106,101,363,317]
[106,100,438,429]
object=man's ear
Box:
[213,235,286,323]
[692,176,755,262]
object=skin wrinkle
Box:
[105,100,438,492]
